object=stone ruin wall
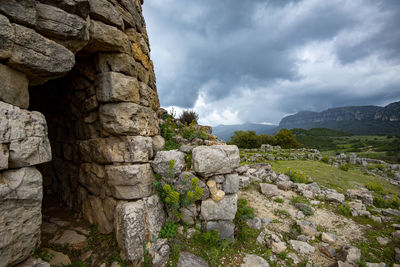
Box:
[0,1,241,266]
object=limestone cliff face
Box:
[279,101,400,134]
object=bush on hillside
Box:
[274,128,301,149]
[228,129,300,149]
[179,110,199,125]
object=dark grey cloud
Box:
[143,0,400,125]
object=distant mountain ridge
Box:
[213,122,277,141]
[279,101,400,135]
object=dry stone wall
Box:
[0,0,164,266]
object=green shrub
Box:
[339,164,350,171]
[274,128,301,149]
[274,198,284,203]
[298,204,314,216]
[373,195,400,209]
[274,209,291,218]
[193,230,220,247]
[159,222,178,239]
[179,110,199,125]
[286,168,311,183]
[290,195,310,205]
[365,182,384,194]
[321,156,330,164]
[234,199,256,241]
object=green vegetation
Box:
[269,160,400,195]
[285,168,311,183]
[274,198,284,203]
[159,222,178,239]
[365,181,383,193]
[338,164,350,171]
[228,128,300,149]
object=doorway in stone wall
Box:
[28,54,99,265]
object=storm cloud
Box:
[143,0,400,126]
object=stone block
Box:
[85,20,130,54]
[223,173,239,194]
[88,0,123,28]
[201,194,237,221]
[151,150,185,178]
[0,14,13,60]
[36,4,89,41]
[0,0,37,27]
[0,101,52,168]
[0,64,29,109]
[105,164,154,200]
[139,82,159,111]
[0,144,8,170]
[95,52,136,76]
[99,102,159,136]
[8,24,75,86]
[96,72,140,103]
[192,145,240,177]
[206,221,235,242]
[115,195,165,262]
[0,167,42,266]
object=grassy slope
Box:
[269,160,400,195]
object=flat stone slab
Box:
[49,230,87,250]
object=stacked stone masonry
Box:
[0,0,167,266]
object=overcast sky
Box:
[143,0,400,126]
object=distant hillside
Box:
[279,101,400,135]
[213,123,277,141]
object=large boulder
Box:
[115,195,165,263]
[0,101,51,168]
[0,167,43,266]
[0,14,13,61]
[260,183,279,197]
[192,145,240,177]
[346,188,373,206]
[201,194,237,221]
[206,221,235,242]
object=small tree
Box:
[274,128,300,149]
[179,110,199,125]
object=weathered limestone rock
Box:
[206,221,235,241]
[241,254,270,267]
[115,195,165,262]
[201,194,237,221]
[338,246,361,264]
[0,14,13,61]
[0,64,29,109]
[0,167,42,267]
[152,135,165,153]
[96,52,136,76]
[126,28,150,69]
[0,0,37,27]
[223,173,239,194]
[8,24,75,85]
[192,145,240,177]
[139,82,160,111]
[260,183,279,197]
[88,0,123,28]
[99,102,159,136]
[0,101,51,168]
[207,180,225,202]
[325,190,345,203]
[78,136,153,164]
[85,20,130,53]
[0,144,8,170]
[105,164,154,200]
[151,150,185,178]
[81,192,113,234]
[38,0,90,19]
[149,238,170,267]
[289,240,315,255]
[177,252,209,267]
[346,188,373,206]
[36,3,88,40]
[96,72,140,103]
